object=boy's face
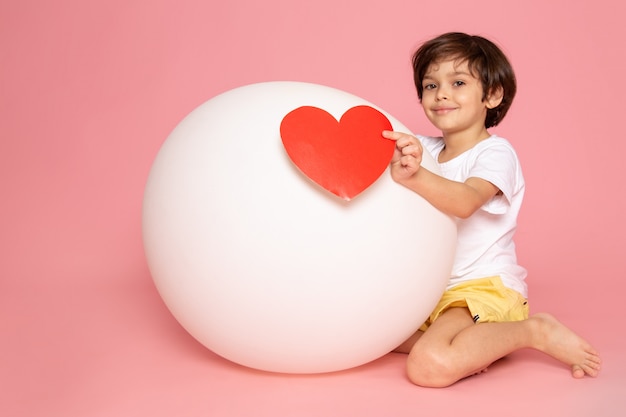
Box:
[421,59,495,138]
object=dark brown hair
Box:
[412,32,517,128]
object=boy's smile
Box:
[431,105,458,115]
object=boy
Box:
[383,32,601,387]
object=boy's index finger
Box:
[382,130,402,140]
[383,131,418,148]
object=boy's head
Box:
[412,32,516,128]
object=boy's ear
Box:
[485,87,504,109]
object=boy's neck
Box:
[439,128,492,162]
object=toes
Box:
[572,359,601,378]
[571,365,585,379]
[584,361,601,377]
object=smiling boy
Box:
[383,32,601,387]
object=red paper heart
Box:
[280,105,394,201]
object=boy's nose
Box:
[436,88,449,101]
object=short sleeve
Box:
[418,135,445,158]
[467,141,520,214]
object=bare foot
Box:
[531,313,601,378]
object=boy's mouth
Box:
[432,106,456,114]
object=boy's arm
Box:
[397,168,498,219]
[383,130,499,219]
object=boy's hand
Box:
[382,130,423,182]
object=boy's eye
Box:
[423,83,437,90]
[453,80,466,87]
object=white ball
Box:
[143,81,456,373]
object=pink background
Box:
[1,0,624,416]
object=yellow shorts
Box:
[419,276,529,332]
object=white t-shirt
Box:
[419,134,528,297]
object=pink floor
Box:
[2,1,626,416]
[2,277,624,416]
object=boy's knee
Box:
[406,349,457,388]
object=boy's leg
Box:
[405,307,477,387]
[406,307,601,388]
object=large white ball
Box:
[143,81,456,373]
